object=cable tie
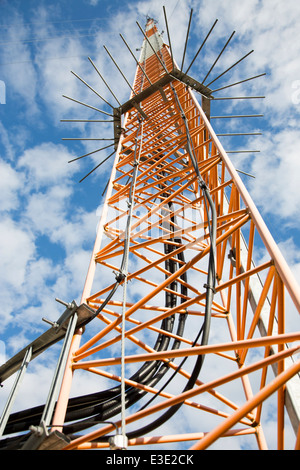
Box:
[199,180,208,190]
[203,283,216,294]
[114,270,126,282]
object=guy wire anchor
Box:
[109,432,128,450]
[113,270,127,283]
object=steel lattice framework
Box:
[1,13,300,451]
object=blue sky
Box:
[0,0,300,449]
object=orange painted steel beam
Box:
[63,346,300,450]
[72,333,300,368]
[191,359,300,450]
[76,427,257,449]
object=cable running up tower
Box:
[1,11,300,451]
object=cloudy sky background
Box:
[0,0,300,449]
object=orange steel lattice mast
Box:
[2,13,300,451]
[53,16,300,451]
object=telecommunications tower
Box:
[1,9,300,450]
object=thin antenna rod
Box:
[217,132,262,136]
[101,177,110,196]
[211,73,266,93]
[79,150,115,183]
[68,143,114,163]
[235,168,255,178]
[206,50,254,87]
[88,56,121,106]
[180,8,193,72]
[202,30,235,84]
[70,70,114,109]
[213,96,265,100]
[62,137,114,141]
[211,114,263,119]
[61,119,114,122]
[185,19,218,75]
[226,150,260,153]
[119,33,152,86]
[163,6,175,71]
[62,95,114,116]
[136,21,169,74]
[103,45,137,96]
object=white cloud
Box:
[0,17,39,113]
[0,122,15,161]
[249,128,300,220]
[22,183,96,254]
[0,159,24,211]
[0,218,35,289]
[22,186,71,237]
[0,140,96,344]
[18,141,78,189]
